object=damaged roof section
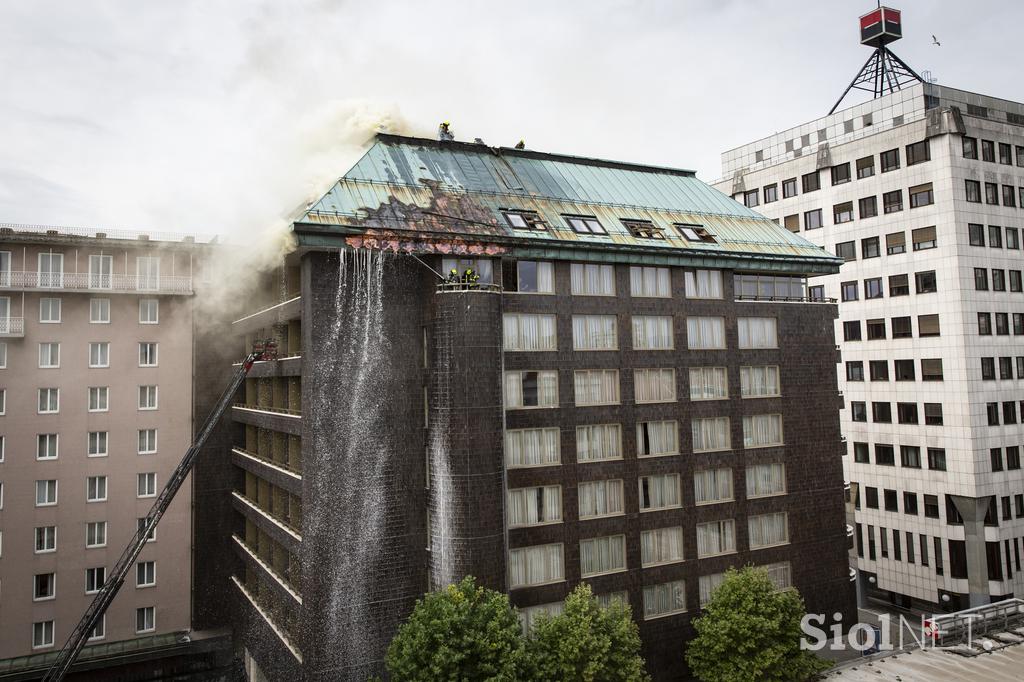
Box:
[296,133,841,272]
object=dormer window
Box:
[503,210,546,231]
[564,215,606,235]
[675,224,716,243]
[621,219,666,240]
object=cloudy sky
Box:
[1,0,1020,237]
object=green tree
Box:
[524,583,650,682]
[685,566,832,682]
[385,576,524,681]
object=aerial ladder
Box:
[41,341,278,682]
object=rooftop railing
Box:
[0,271,192,295]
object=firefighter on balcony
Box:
[462,267,480,288]
[446,267,460,286]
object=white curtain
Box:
[632,316,674,350]
[595,591,629,609]
[634,368,675,403]
[636,420,678,457]
[641,527,684,566]
[574,370,619,406]
[580,535,626,576]
[578,479,624,518]
[505,371,558,408]
[696,520,735,557]
[630,266,671,297]
[692,417,730,452]
[694,468,733,504]
[643,580,686,618]
[746,462,786,497]
[570,263,615,296]
[518,602,564,632]
[572,315,617,350]
[743,414,783,448]
[639,474,680,509]
[740,366,780,397]
[738,317,778,349]
[517,261,554,294]
[761,562,792,590]
[687,317,725,349]
[503,314,557,351]
[505,428,560,468]
[509,544,564,588]
[684,270,723,299]
[689,367,728,400]
[508,486,562,526]
[576,424,621,462]
[699,573,726,607]
[749,512,788,548]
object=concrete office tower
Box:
[0,225,228,675]
[223,134,855,681]
[715,83,1024,611]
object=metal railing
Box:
[930,598,1024,648]
[0,317,24,336]
[436,282,502,293]
[0,271,192,294]
[232,403,302,417]
[735,294,838,303]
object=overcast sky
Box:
[1,0,1020,237]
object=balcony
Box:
[0,271,192,295]
[436,282,501,294]
[231,404,302,435]
[0,317,24,337]
[734,294,838,303]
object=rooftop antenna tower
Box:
[829,5,923,114]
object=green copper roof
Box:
[297,134,840,272]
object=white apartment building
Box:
[714,83,1024,611]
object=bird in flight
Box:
[932,35,941,46]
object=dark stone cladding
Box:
[501,260,855,681]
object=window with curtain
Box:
[746,462,786,497]
[689,367,728,400]
[578,479,624,518]
[518,602,564,632]
[576,424,622,462]
[505,371,559,409]
[629,266,671,297]
[743,414,783,448]
[640,527,684,566]
[699,573,726,607]
[694,468,733,504]
[595,591,630,609]
[508,544,564,588]
[684,270,723,299]
[634,368,676,403]
[632,316,674,350]
[740,366,780,397]
[737,317,778,349]
[505,427,560,468]
[570,263,615,296]
[761,562,792,590]
[580,535,627,576]
[639,473,681,510]
[686,317,726,349]
[692,417,730,452]
[574,369,620,406]
[516,261,555,294]
[442,258,493,284]
[643,580,686,619]
[696,519,736,557]
[507,486,562,527]
[503,314,557,351]
[572,315,618,350]
[636,420,679,457]
[749,512,789,548]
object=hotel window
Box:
[782,177,798,198]
[699,573,725,608]
[504,370,558,409]
[851,402,866,422]
[38,252,63,287]
[139,342,158,366]
[856,155,875,178]
[969,223,985,246]
[918,314,940,337]
[564,215,606,235]
[580,535,626,577]
[88,386,108,412]
[139,298,159,324]
[762,562,793,591]
[639,473,681,511]
[844,321,861,341]
[986,182,1000,204]
[888,274,909,297]
[35,526,57,553]
[136,256,160,291]
[862,236,880,259]
[1009,228,1021,250]
[801,171,820,193]
[86,475,107,502]
[996,312,1010,334]
[803,209,823,230]
[36,479,57,506]
[88,341,110,368]
[574,369,620,406]
[883,189,903,213]
[89,298,110,323]
[783,214,799,232]
[138,385,158,410]
[632,316,673,350]
[509,544,564,588]
[576,424,622,462]
[686,317,725,349]
[503,313,557,351]
[925,403,943,425]
[833,201,854,224]
[993,270,1006,291]
[689,367,728,401]
[643,580,686,619]
[747,462,786,497]
[571,315,616,351]
[808,285,824,301]
[840,281,858,301]
[763,184,778,203]
[694,468,733,505]
[742,189,759,207]
[864,278,883,299]
[505,428,560,468]
[1001,357,1013,378]
[138,472,157,498]
[733,274,806,300]
[37,388,59,414]
[508,486,562,527]
[897,403,919,425]
[33,621,55,649]
[138,428,158,454]
[88,431,108,457]
[696,519,736,557]
[514,261,554,293]
[570,263,615,296]
[831,162,851,185]
[982,357,995,380]
[684,269,723,299]
[86,567,106,594]
[629,266,671,298]
[965,180,981,203]
[641,528,685,567]
[738,317,777,349]
[911,226,936,251]
[847,362,864,381]
[39,342,60,368]
[740,366,780,398]
[692,416,730,453]
[909,183,934,208]
[835,241,856,261]
[578,479,624,519]
[866,318,885,339]
[880,148,900,172]
[136,607,156,634]
[1004,185,1018,207]
[86,521,107,548]
[906,140,930,165]
[975,268,989,291]
[503,210,546,231]
[872,402,892,423]
[636,420,679,457]
[921,358,943,381]
[743,414,783,448]
[749,512,789,549]
[1000,142,1013,164]
[963,136,978,159]
[859,196,878,219]
[915,270,936,293]
[40,297,61,323]
[137,561,156,588]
